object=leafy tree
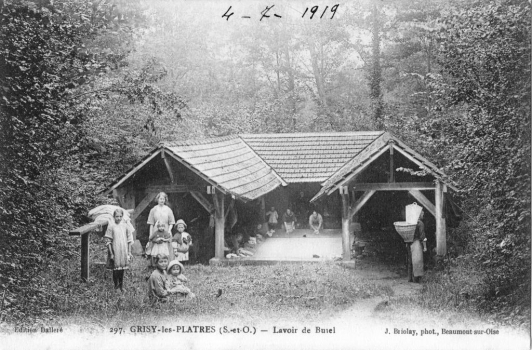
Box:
[427,0,531,317]
[0,0,147,321]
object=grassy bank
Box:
[12,257,393,329]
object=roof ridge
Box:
[239,131,384,138]
[320,132,391,187]
[238,136,288,186]
[164,134,239,147]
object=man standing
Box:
[265,206,278,237]
[282,208,296,234]
[309,210,323,235]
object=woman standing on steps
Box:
[147,192,176,261]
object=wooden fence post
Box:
[81,233,90,282]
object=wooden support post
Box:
[340,187,351,261]
[435,180,446,255]
[260,196,266,223]
[81,233,90,282]
[212,189,225,262]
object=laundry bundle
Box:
[88,205,135,237]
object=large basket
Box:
[393,221,417,243]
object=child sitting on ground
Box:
[148,254,169,301]
[165,260,195,298]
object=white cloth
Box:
[89,205,135,236]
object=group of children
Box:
[146,219,191,265]
[148,254,195,300]
[146,219,195,301]
[104,207,195,300]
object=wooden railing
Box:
[69,222,107,281]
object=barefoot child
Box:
[166,260,195,298]
[105,209,134,291]
[148,254,170,301]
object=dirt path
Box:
[322,258,529,350]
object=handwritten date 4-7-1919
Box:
[302,5,340,19]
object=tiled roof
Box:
[240,132,384,183]
[165,135,286,201]
[106,131,456,203]
[311,132,458,202]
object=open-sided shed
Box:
[70,131,458,279]
[105,135,286,262]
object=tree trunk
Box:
[369,4,384,129]
[276,51,281,93]
[285,46,297,128]
[309,41,328,108]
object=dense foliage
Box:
[0,0,147,322]
[429,0,531,316]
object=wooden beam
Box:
[349,190,376,217]
[329,146,389,195]
[69,222,103,236]
[112,188,126,207]
[190,191,214,213]
[389,144,395,183]
[350,189,359,224]
[81,232,89,282]
[340,188,351,261]
[164,149,226,195]
[105,149,162,195]
[145,184,203,193]
[354,182,435,191]
[408,190,436,217]
[435,181,446,255]
[131,192,157,221]
[212,190,225,259]
[391,144,458,192]
[162,150,175,183]
[391,138,453,184]
[225,197,235,220]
